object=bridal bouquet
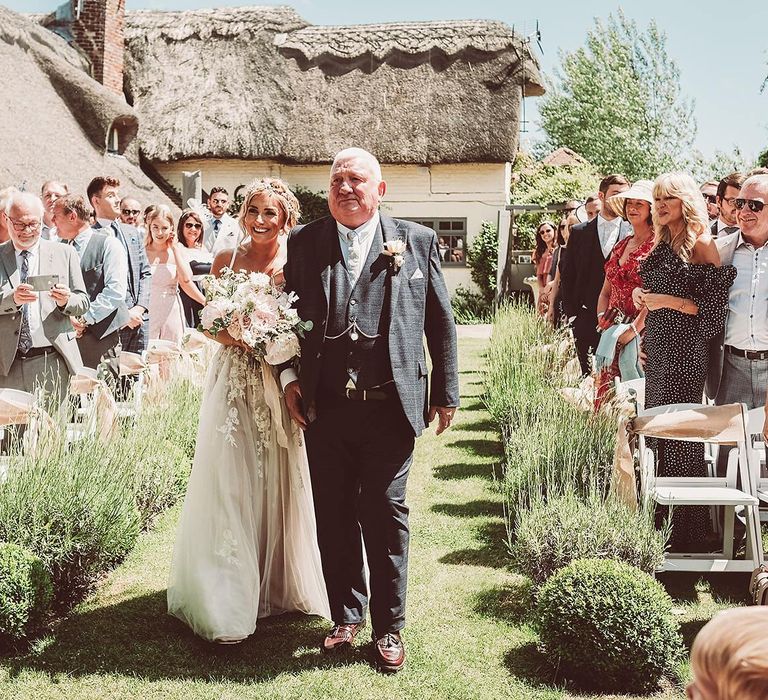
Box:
[198,268,312,364]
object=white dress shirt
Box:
[725,234,768,350]
[14,243,48,348]
[715,219,740,237]
[204,214,242,255]
[71,227,129,326]
[337,211,380,283]
[596,213,630,258]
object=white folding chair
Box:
[117,350,148,420]
[635,402,762,572]
[0,388,41,481]
[745,408,768,524]
[66,368,101,444]
[615,377,645,411]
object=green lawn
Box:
[0,336,750,699]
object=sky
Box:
[8,0,768,162]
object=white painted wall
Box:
[155,159,511,294]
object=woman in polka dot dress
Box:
[633,172,736,551]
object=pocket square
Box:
[410,268,424,280]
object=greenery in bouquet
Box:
[198,268,312,364]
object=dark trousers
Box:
[305,390,415,635]
[572,311,600,377]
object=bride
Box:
[167,178,330,643]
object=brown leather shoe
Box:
[322,622,364,654]
[372,631,405,673]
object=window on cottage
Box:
[107,126,119,154]
[406,218,467,266]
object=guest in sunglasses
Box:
[633,172,736,551]
[711,173,745,237]
[120,197,143,232]
[700,175,768,428]
[699,181,719,222]
[177,209,212,328]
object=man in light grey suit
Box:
[0,192,89,402]
[707,175,768,462]
[282,148,459,673]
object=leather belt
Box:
[725,345,768,361]
[20,345,54,359]
[343,384,396,401]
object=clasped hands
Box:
[14,282,71,308]
[631,287,670,311]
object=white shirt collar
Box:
[337,210,380,241]
[597,213,619,229]
[97,217,116,228]
[14,241,41,258]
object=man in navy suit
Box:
[87,177,151,354]
[282,148,459,673]
[560,174,630,375]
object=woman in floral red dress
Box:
[594,181,655,410]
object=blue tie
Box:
[18,251,32,355]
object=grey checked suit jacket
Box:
[0,240,90,376]
[705,231,740,399]
[93,221,152,312]
[284,214,460,436]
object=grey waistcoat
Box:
[80,233,130,340]
[319,226,393,392]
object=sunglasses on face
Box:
[184,222,203,230]
[735,198,766,213]
[702,194,717,204]
[121,209,140,216]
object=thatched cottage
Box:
[24,2,542,291]
[0,5,173,208]
[121,6,544,291]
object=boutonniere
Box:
[382,239,406,272]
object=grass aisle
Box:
[0,336,747,699]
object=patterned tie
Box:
[346,229,362,283]
[18,250,32,355]
[213,219,221,236]
[723,226,738,235]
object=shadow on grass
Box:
[457,418,496,433]
[433,460,499,481]
[431,499,504,519]
[445,438,503,459]
[657,571,751,606]
[439,520,509,568]
[473,579,535,626]
[5,591,370,683]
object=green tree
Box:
[539,11,696,181]
[689,146,756,183]
[511,152,600,248]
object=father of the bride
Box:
[282,147,459,673]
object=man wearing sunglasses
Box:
[710,172,745,237]
[119,197,143,232]
[707,175,768,456]
[699,181,719,222]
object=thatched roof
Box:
[542,147,589,167]
[124,6,544,165]
[0,6,175,208]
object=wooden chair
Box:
[635,402,762,572]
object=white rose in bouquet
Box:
[264,333,300,365]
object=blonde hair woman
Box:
[144,204,205,341]
[687,607,768,699]
[632,173,736,551]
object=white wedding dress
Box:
[167,339,330,642]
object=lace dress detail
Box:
[639,242,736,548]
[168,278,329,642]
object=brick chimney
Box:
[70,0,125,96]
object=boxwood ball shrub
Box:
[0,543,53,644]
[536,558,683,693]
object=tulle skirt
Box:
[167,347,330,642]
